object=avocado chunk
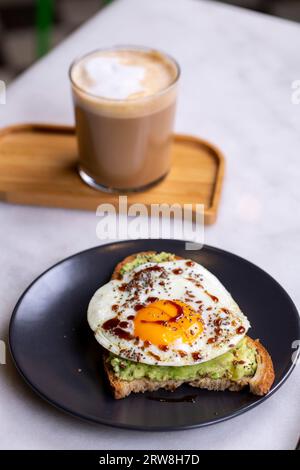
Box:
[108,338,257,382]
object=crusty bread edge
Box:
[104,251,275,399]
[246,337,275,395]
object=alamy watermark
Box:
[96,196,204,250]
[291,80,300,104]
[0,80,6,104]
[292,339,300,366]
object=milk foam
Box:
[82,56,146,100]
[71,49,177,102]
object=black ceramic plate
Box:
[9,239,300,431]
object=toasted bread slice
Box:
[104,251,275,399]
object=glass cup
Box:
[69,46,180,192]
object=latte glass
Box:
[69,46,180,192]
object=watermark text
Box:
[96,196,204,250]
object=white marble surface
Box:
[0,0,300,450]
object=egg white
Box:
[87,259,250,366]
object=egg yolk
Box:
[134,300,203,346]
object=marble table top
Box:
[0,0,299,450]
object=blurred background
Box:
[0,0,299,84]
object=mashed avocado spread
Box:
[108,338,257,382]
[113,252,257,382]
[120,252,176,276]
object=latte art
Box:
[71,48,177,101]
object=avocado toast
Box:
[89,251,275,399]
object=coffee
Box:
[69,47,180,191]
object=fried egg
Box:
[88,259,250,366]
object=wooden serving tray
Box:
[0,124,224,224]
